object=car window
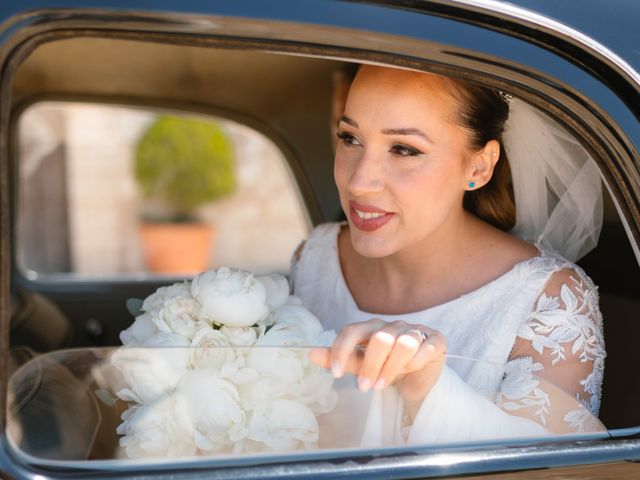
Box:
[6,347,608,467]
[16,102,309,280]
[5,21,640,477]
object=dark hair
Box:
[446,80,515,231]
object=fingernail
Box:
[358,377,371,392]
[374,378,385,390]
[331,362,343,378]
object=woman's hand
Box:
[310,319,447,412]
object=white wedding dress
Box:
[291,223,607,446]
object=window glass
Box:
[7,347,609,467]
[9,37,636,472]
[16,102,309,279]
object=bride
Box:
[292,65,606,444]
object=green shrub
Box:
[135,116,236,221]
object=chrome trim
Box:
[0,5,639,477]
[450,0,640,89]
[2,435,640,478]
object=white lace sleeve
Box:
[397,267,606,446]
[497,268,606,433]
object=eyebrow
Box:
[382,127,434,144]
[339,116,433,144]
[340,115,358,128]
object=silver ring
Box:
[402,328,428,343]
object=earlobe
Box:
[466,140,500,190]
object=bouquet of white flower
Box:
[112,267,338,458]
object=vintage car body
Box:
[0,0,639,478]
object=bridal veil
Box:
[505,97,604,262]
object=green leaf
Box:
[126,298,144,317]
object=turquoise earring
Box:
[468,181,476,188]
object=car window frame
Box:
[1,1,640,478]
[10,95,317,282]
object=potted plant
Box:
[135,115,236,274]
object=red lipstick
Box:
[349,201,394,232]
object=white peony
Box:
[151,294,200,340]
[262,304,327,346]
[248,344,306,382]
[115,267,339,458]
[247,399,319,451]
[244,344,306,406]
[142,282,192,316]
[112,332,190,403]
[220,325,261,347]
[175,370,247,452]
[117,396,196,458]
[119,312,158,346]
[191,267,268,327]
[289,364,338,414]
[219,355,259,385]
[247,316,337,414]
[189,326,235,370]
[256,273,290,311]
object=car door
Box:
[1,0,639,478]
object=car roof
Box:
[507,0,639,67]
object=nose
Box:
[346,150,385,197]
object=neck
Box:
[343,209,481,309]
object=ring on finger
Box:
[401,328,429,343]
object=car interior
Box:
[6,35,640,461]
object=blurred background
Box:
[17,102,309,278]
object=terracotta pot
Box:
[139,222,214,274]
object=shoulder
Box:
[464,219,540,288]
[530,258,601,324]
[481,220,595,296]
[486,223,539,265]
[290,222,342,286]
[289,223,346,324]
[536,263,596,298]
[512,251,604,357]
[527,241,597,296]
[292,222,342,263]
[308,221,342,245]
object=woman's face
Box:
[334,66,477,258]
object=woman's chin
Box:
[349,231,396,259]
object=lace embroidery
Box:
[498,270,605,431]
[564,406,602,433]
[498,358,550,425]
[581,355,605,413]
[518,275,603,365]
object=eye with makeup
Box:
[336,131,361,147]
[390,143,423,157]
